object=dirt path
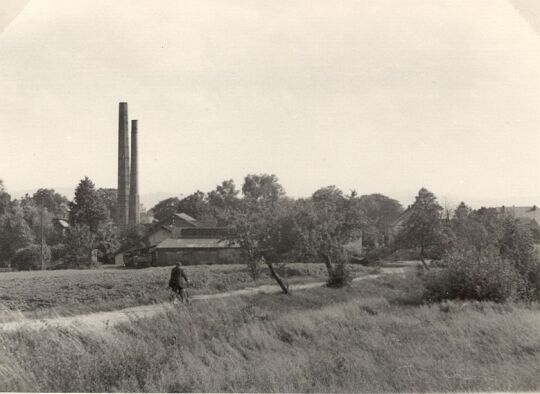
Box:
[0,266,411,333]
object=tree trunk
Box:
[419,245,430,270]
[265,260,290,295]
[321,253,334,277]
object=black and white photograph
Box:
[0,0,539,392]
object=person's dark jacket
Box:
[169,266,188,288]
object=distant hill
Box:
[139,192,184,210]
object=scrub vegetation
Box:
[1,273,539,392]
[1,177,539,392]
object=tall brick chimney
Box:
[117,102,130,227]
[129,119,140,225]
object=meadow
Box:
[0,263,373,321]
[1,271,539,392]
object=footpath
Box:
[0,266,411,333]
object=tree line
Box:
[0,177,119,269]
[1,175,538,302]
[150,176,540,301]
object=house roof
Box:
[195,219,218,227]
[498,206,540,223]
[53,218,70,228]
[173,212,197,223]
[155,238,239,249]
[391,208,413,228]
[145,224,173,239]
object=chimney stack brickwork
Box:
[117,102,130,227]
[129,119,140,225]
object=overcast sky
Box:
[0,0,538,208]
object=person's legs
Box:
[178,287,186,303]
[183,287,190,304]
[170,284,181,303]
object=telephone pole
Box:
[40,201,44,270]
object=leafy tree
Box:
[227,201,291,292]
[94,222,121,264]
[449,202,490,252]
[177,191,212,219]
[295,186,365,287]
[0,204,35,265]
[63,224,97,265]
[469,207,501,237]
[529,219,540,243]
[0,179,11,216]
[97,188,118,221]
[60,221,120,267]
[357,193,403,248]
[453,202,471,221]
[32,188,69,217]
[69,177,108,232]
[17,195,62,246]
[228,175,292,293]
[497,216,539,299]
[242,174,284,203]
[396,188,443,269]
[151,197,181,222]
[207,179,241,219]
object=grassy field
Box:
[1,272,539,392]
[0,263,373,321]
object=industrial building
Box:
[114,103,244,266]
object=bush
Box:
[424,248,526,303]
[326,252,352,288]
[11,243,51,271]
[49,243,66,262]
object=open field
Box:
[0,271,393,333]
[0,263,375,321]
[1,272,539,392]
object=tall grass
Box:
[1,276,539,392]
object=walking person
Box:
[169,261,190,303]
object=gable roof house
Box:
[389,207,413,240]
[498,205,540,240]
[498,205,540,223]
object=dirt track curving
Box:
[0,266,412,333]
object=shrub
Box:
[49,243,66,262]
[326,251,352,288]
[327,262,352,287]
[424,248,525,303]
[11,243,51,271]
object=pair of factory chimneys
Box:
[117,102,139,227]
